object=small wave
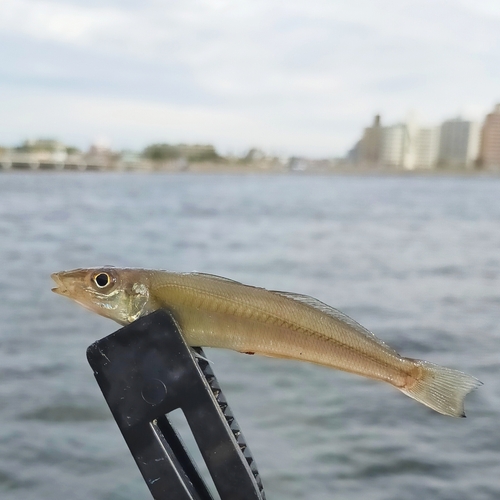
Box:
[338,458,451,479]
[20,405,111,422]
[0,469,35,491]
[419,265,465,277]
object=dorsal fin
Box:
[270,290,399,355]
[189,272,245,285]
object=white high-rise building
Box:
[413,127,440,169]
[438,118,480,168]
[379,121,439,169]
[380,124,411,168]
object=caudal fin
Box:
[399,360,482,417]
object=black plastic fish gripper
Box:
[86,309,266,500]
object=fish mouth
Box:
[51,273,68,295]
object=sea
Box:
[0,172,499,500]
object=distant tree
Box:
[143,143,222,162]
[142,144,180,161]
[184,145,220,162]
[15,139,69,153]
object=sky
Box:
[1,0,499,157]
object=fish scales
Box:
[152,275,405,378]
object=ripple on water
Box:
[337,457,453,480]
[20,405,111,423]
[0,364,69,382]
[0,469,37,491]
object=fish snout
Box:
[51,273,69,296]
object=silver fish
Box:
[51,267,482,417]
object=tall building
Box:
[359,115,383,164]
[413,127,440,169]
[380,124,411,168]
[351,116,440,169]
[346,115,384,166]
[380,121,439,169]
[479,104,500,169]
[438,118,480,168]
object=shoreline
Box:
[1,164,499,177]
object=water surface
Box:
[0,173,498,499]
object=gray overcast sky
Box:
[1,0,499,157]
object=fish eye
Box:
[93,272,111,288]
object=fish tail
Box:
[399,359,482,417]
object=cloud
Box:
[1,0,499,156]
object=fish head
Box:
[51,267,151,324]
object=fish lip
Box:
[51,273,68,295]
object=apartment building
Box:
[479,104,500,168]
[438,118,480,168]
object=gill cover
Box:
[127,282,150,323]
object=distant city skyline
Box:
[3,103,500,168]
[1,0,500,157]
[3,103,500,171]
[348,106,500,170]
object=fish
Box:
[51,267,481,417]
